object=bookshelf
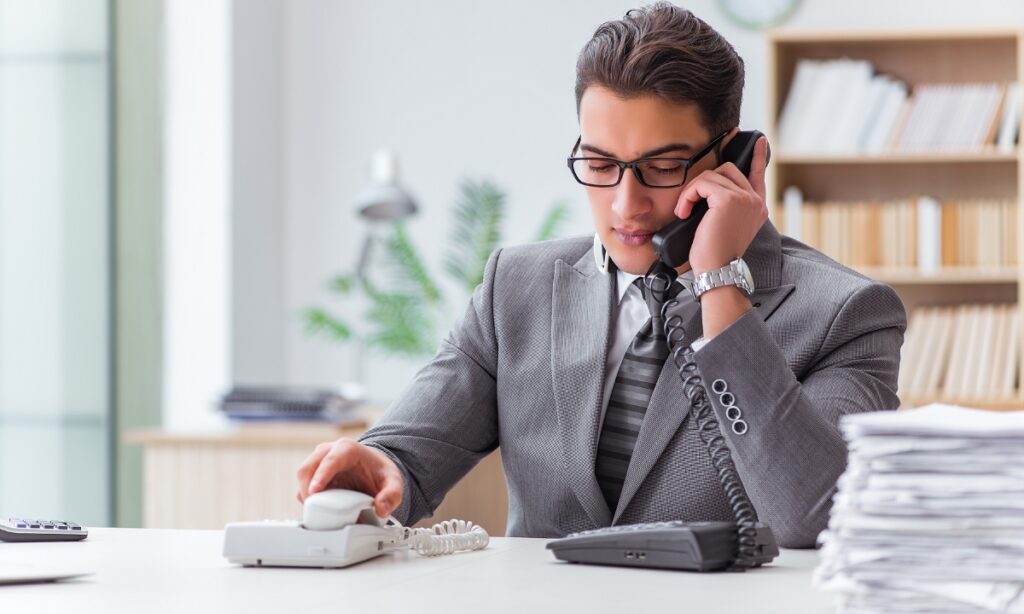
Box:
[766,28,1024,410]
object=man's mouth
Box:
[615,228,655,247]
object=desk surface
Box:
[0,529,833,613]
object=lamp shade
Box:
[354,150,418,221]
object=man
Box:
[295,3,905,548]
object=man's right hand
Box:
[295,438,404,518]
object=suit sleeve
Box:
[357,249,502,526]
[691,282,906,548]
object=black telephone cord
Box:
[644,264,762,569]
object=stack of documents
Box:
[815,404,1024,613]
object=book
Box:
[996,81,1021,152]
[1002,309,1020,398]
[916,196,941,273]
[924,307,955,395]
[783,186,803,240]
[862,79,908,153]
[776,59,820,152]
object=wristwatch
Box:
[690,257,755,301]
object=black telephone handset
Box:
[547,130,779,572]
[651,130,770,269]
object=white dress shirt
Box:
[599,268,709,423]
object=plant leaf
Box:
[533,200,571,242]
[303,307,353,341]
[329,274,355,294]
[362,290,436,357]
[375,224,443,305]
[443,178,505,292]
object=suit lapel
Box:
[551,250,615,527]
[612,221,795,522]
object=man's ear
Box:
[716,127,741,164]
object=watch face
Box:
[732,258,755,293]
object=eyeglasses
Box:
[567,131,728,188]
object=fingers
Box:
[675,140,770,220]
[747,136,769,200]
[295,438,406,519]
[308,439,361,496]
[373,470,404,518]
[296,442,333,502]
[675,171,740,219]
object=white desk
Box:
[1,529,833,613]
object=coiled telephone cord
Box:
[644,265,762,569]
[401,519,490,557]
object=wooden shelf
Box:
[768,28,1024,402]
[776,150,1018,165]
[769,27,1022,44]
[855,267,1019,285]
[900,396,1024,411]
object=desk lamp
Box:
[353,150,418,275]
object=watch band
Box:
[690,258,754,301]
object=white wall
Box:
[231,0,286,385]
[163,0,232,430]
[227,0,1024,406]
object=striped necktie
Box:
[595,276,685,512]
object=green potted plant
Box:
[305,178,569,358]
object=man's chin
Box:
[609,252,656,276]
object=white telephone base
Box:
[223,520,403,568]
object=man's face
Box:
[577,86,720,275]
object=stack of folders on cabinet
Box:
[815,405,1024,613]
[898,304,1019,404]
[777,57,1020,154]
[219,385,364,425]
[780,188,1017,272]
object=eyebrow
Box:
[579,142,697,159]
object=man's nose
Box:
[611,168,652,219]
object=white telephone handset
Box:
[223,489,489,568]
[301,489,383,530]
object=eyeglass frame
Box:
[566,130,729,188]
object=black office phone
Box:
[546,521,777,572]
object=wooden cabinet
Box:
[125,420,509,535]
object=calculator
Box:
[1,518,88,542]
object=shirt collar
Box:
[615,268,694,305]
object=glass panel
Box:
[0,0,110,525]
[0,0,107,55]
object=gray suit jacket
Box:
[359,221,906,547]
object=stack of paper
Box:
[815,404,1024,613]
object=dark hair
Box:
[574,2,745,138]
